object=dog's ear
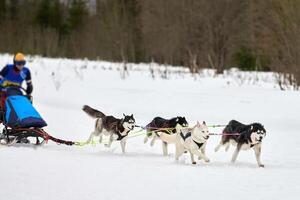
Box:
[123,113,126,117]
[176,117,179,122]
[250,125,253,130]
[203,121,206,125]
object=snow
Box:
[0,54,299,200]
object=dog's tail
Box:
[82,105,105,118]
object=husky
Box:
[214,120,266,167]
[82,105,135,154]
[143,116,188,156]
[175,121,210,164]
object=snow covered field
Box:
[0,54,300,200]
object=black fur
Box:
[145,116,188,135]
[222,120,266,146]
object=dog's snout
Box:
[203,135,209,140]
[259,136,263,140]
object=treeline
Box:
[0,0,299,88]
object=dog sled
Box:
[0,85,74,146]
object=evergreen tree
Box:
[35,0,51,28]
[35,0,64,31]
[0,0,6,22]
[68,0,88,30]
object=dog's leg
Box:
[143,135,148,144]
[190,149,210,163]
[199,144,207,160]
[86,131,95,143]
[253,144,264,167]
[225,142,230,151]
[99,133,103,143]
[231,144,241,164]
[175,143,185,162]
[120,138,127,154]
[150,134,157,146]
[106,134,113,147]
[162,141,168,156]
[87,119,101,144]
[214,141,223,152]
[189,151,196,164]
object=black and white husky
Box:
[214,120,266,167]
[175,121,210,164]
[82,105,135,153]
[144,116,188,156]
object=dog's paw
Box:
[259,164,265,168]
[192,161,197,165]
[204,158,210,163]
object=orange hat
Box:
[14,53,26,62]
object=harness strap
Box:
[180,132,191,141]
[180,131,204,149]
[116,130,130,141]
[193,140,204,148]
[250,142,261,148]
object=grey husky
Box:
[82,105,135,153]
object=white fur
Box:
[175,121,210,164]
[144,124,188,156]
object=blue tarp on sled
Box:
[5,95,47,128]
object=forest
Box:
[0,0,299,88]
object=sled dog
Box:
[214,120,266,167]
[175,121,210,164]
[83,105,135,153]
[144,116,188,156]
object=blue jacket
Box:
[0,64,31,86]
[0,64,32,93]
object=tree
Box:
[0,0,6,22]
[68,0,88,30]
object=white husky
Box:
[175,121,210,164]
